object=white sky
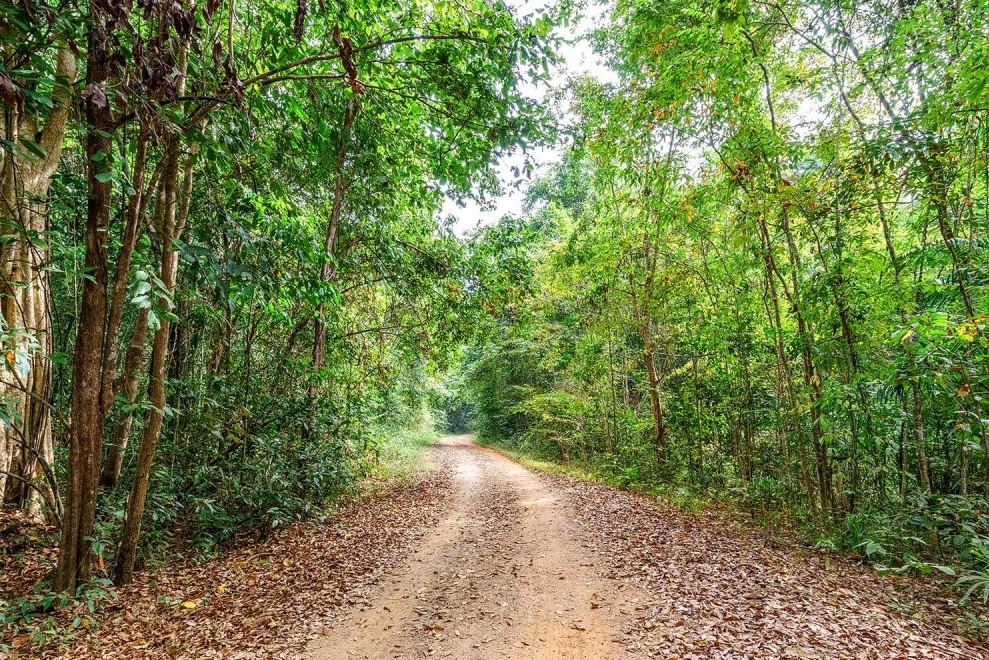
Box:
[443,3,616,236]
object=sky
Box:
[442,3,616,237]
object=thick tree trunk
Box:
[0,48,74,523]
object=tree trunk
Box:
[114,143,195,585]
[914,384,932,492]
[54,22,115,592]
[101,123,153,414]
[629,263,666,469]
[642,333,667,466]
[754,210,819,523]
[99,126,158,490]
[0,48,74,523]
[312,96,358,374]
[99,307,150,489]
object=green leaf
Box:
[18,137,47,160]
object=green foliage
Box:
[456,0,989,598]
[0,581,111,652]
[2,0,558,585]
[365,425,441,482]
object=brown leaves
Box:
[81,84,108,109]
[332,26,363,94]
[293,0,308,43]
[211,42,225,68]
[6,474,449,659]
[203,0,222,22]
[550,475,989,659]
[0,510,59,604]
[0,73,18,107]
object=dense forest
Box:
[464,0,989,592]
[2,0,989,650]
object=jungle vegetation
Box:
[462,0,989,594]
[0,0,554,592]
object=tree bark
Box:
[99,307,150,489]
[312,96,358,375]
[642,329,667,465]
[101,122,153,416]
[0,48,75,523]
[99,157,163,490]
[114,143,195,584]
[914,384,932,492]
[54,19,115,592]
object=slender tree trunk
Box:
[960,442,969,496]
[754,211,819,523]
[605,329,616,454]
[897,397,908,501]
[100,307,150,489]
[642,335,666,465]
[114,145,194,585]
[776,205,832,517]
[54,21,115,592]
[914,384,931,492]
[312,96,357,375]
[101,123,153,413]
[630,272,666,467]
[99,131,158,490]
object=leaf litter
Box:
[2,471,450,659]
[5,444,989,659]
[548,473,989,659]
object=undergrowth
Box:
[362,425,440,484]
[0,580,112,654]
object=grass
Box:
[472,435,717,517]
[368,426,441,483]
[473,436,603,481]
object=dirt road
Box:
[302,435,988,660]
[307,435,641,660]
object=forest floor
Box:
[3,434,989,658]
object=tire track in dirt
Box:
[307,434,643,659]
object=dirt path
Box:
[306,435,988,660]
[307,435,642,659]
